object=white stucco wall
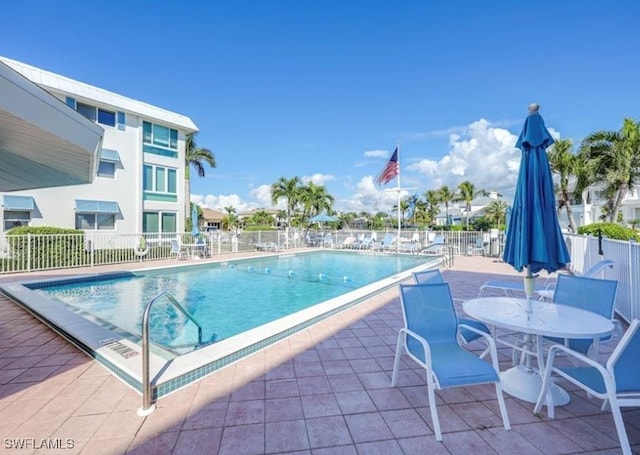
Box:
[1,73,193,234]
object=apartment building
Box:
[0,57,198,234]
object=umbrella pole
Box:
[523,266,536,314]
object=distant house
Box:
[201,208,225,231]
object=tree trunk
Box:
[611,184,629,223]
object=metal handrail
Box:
[137,291,203,416]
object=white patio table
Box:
[463,296,614,405]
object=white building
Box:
[0,57,198,234]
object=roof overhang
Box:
[0,60,104,192]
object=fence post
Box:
[629,239,636,321]
[90,232,95,267]
[27,233,31,273]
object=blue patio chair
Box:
[545,274,619,358]
[477,259,615,298]
[376,233,396,251]
[391,282,510,441]
[470,236,487,256]
[193,238,207,257]
[412,269,491,348]
[534,319,640,455]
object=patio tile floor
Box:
[0,253,639,454]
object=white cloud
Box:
[406,118,522,198]
[335,176,409,213]
[250,184,278,208]
[364,149,389,158]
[301,173,335,186]
[191,193,257,213]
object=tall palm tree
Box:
[185,133,216,214]
[456,181,486,230]
[298,182,335,221]
[437,185,455,226]
[270,176,302,228]
[424,190,441,228]
[579,118,640,222]
[547,139,579,233]
[484,201,508,228]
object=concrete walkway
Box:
[0,254,637,454]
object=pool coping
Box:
[0,251,443,400]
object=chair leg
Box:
[534,356,555,419]
[426,377,442,441]
[606,394,632,455]
[494,383,511,431]
[391,334,403,387]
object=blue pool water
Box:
[35,251,433,352]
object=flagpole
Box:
[396,144,401,251]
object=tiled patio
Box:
[1,254,639,454]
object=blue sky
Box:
[2,1,639,213]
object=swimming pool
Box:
[0,250,441,400]
[33,251,430,353]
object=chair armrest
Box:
[546,343,610,377]
[458,323,500,371]
[399,328,433,368]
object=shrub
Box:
[577,222,640,242]
[243,225,277,231]
[5,226,87,269]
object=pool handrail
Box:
[138,290,204,416]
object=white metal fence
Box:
[564,234,640,323]
[0,229,499,273]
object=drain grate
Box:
[99,338,139,358]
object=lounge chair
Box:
[419,234,447,255]
[391,282,510,441]
[376,233,396,251]
[339,236,356,249]
[544,274,620,359]
[413,269,491,351]
[255,241,279,252]
[478,259,615,298]
[322,233,333,248]
[534,319,640,455]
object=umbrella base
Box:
[500,365,570,405]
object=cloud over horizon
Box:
[192,118,562,214]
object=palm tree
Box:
[484,201,508,228]
[437,185,455,226]
[547,139,579,233]
[298,182,335,222]
[393,199,410,226]
[185,133,216,215]
[424,190,441,228]
[222,206,238,232]
[579,118,640,222]
[270,177,302,228]
[456,181,486,230]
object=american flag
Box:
[375,147,399,186]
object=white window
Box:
[4,211,30,231]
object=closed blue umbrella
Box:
[191,205,200,237]
[503,105,570,310]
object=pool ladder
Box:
[138,291,203,416]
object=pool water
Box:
[35,251,430,352]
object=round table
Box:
[463,297,614,405]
